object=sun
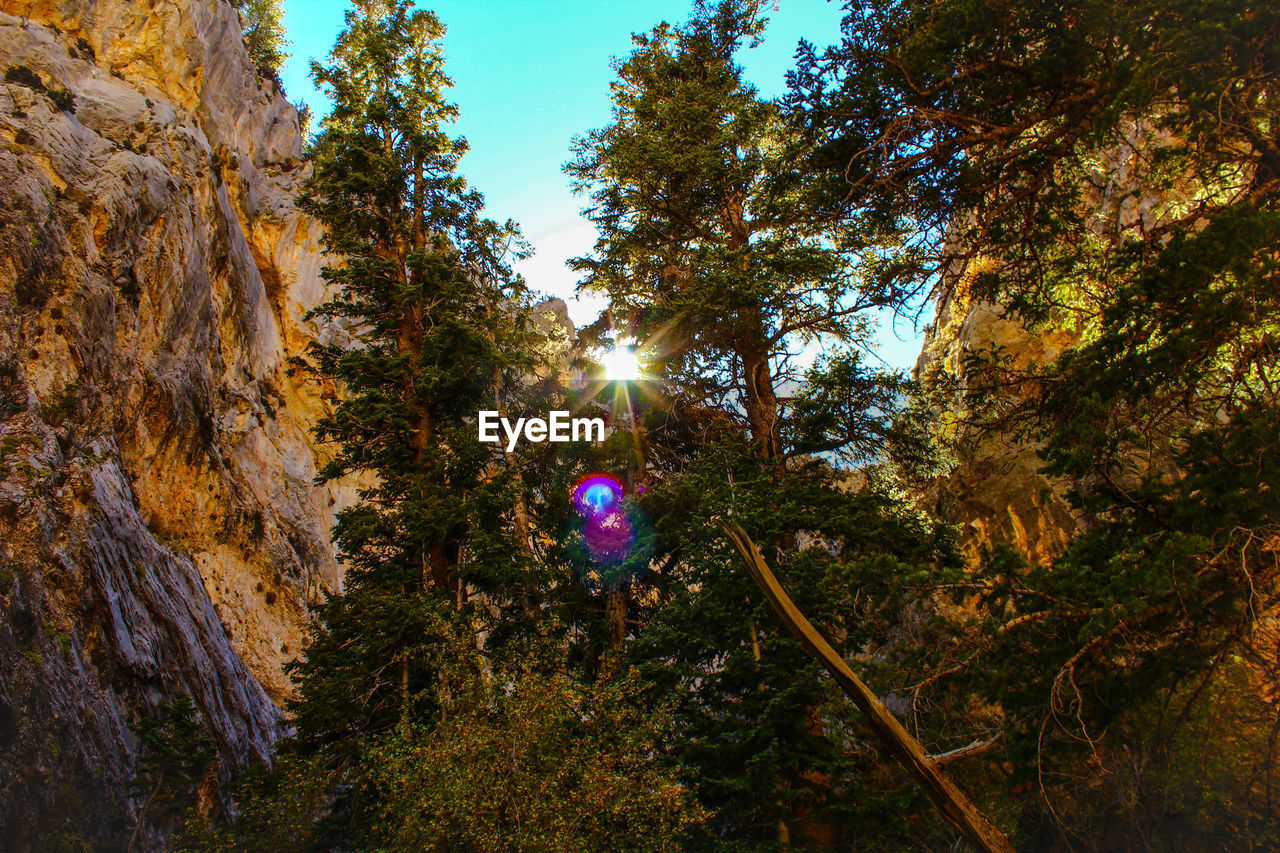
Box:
[601,344,642,381]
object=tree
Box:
[630,428,968,848]
[172,754,328,853]
[791,0,1280,846]
[288,0,545,769]
[127,694,216,852]
[567,0,910,463]
[234,0,289,81]
[272,5,709,848]
[568,4,964,846]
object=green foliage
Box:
[0,355,25,418]
[130,694,216,796]
[4,64,74,112]
[630,428,962,846]
[128,693,216,846]
[274,3,948,844]
[40,379,81,426]
[273,4,599,847]
[172,754,328,853]
[288,0,551,765]
[363,636,706,852]
[234,0,289,81]
[46,86,74,113]
[564,2,964,845]
[74,37,95,63]
[4,64,45,91]
[3,63,74,112]
[293,99,312,138]
[793,0,1280,846]
[567,0,909,462]
[788,351,928,472]
[214,0,1280,848]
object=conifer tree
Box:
[271,6,709,848]
[234,0,289,79]
[288,0,544,758]
[567,0,908,463]
[569,3,959,845]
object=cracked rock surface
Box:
[0,0,357,845]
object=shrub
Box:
[47,87,74,113]
[4,65,45,91]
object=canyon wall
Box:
[914,284,1082,567]
[913,125,1185,567]
[0,0,352,845]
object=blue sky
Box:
[280,0,926,371]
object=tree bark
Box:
[741,344,783,460]
[603,583,629,676]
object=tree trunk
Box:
[127,773,164,853]
[741,344,782,460]
[721,193,782,462]
[716,519,1017,853]
[602,583,629,676]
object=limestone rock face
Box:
[0,0,352,845]
[914,125,1181,567]
[915,285,1082,567]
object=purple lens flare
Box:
[571,473,634,563]
[583,511,634,563]
[573,474,623,519]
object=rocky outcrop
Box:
[915,281,1082,567]
[0,0,352,846]
[914,123,1190,567]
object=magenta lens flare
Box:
[573,474,624,520]
[583,512,634,563]
[571,473,634,563]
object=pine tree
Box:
[569,2,959,845]
[567,0,908,463]
[127,694,216,851]
[234,0,289,80]
[273,5,711,847]
[287,0,544,761]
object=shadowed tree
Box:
[791,0,1280,846]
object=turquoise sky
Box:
[280,0,925,370]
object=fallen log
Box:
[714,517,1016,853]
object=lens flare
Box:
[571,473,635,563]
[573,474,624,519]
[583,511,634,563]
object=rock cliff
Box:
[914,282,1082,567]
[914,124,1186,567]
[0,0,351,845]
